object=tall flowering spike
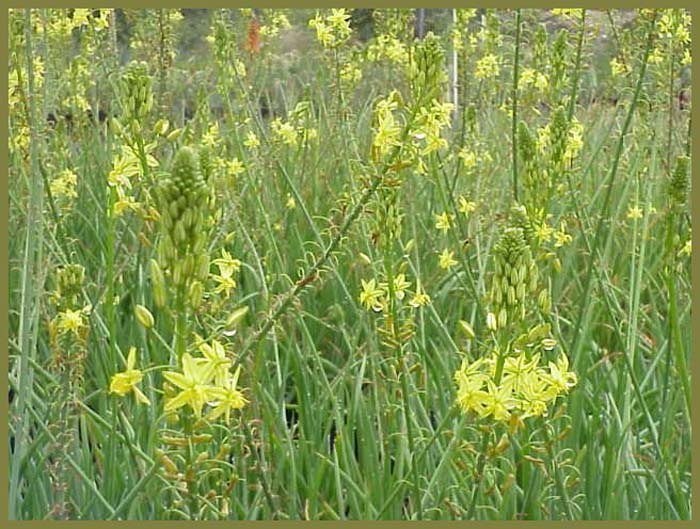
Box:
[489,208,539,329]
[411,32,446,101]
[549,106,569,169]
[669,156,689,209]
[53,263,86,309]
[518,121,541,208]
[156,146,212,296]
[120,61,153,123]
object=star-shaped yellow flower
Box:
[206,367,248,423]
[163,353,218,416]
[110,347,150,405]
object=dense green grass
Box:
[8,8,692,520]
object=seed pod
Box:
[510,266,520,286]
[154,118,170,136]
[166,128,183,142]
[160,454,179,475]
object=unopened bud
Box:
[134,304,155,329]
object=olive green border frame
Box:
[1,2,696,527]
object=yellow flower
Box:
[553,222,573,247]
[163,353,219,417]
[213,249,242,277]
[54,308,88,337]
[50,169,78,199]
[212,270,237,297]
[458,196,476,215]
[501,353,540,394]
[206,367,247,423]
[197,338,233,386]
[409,281,431,308]
[435,212,453,235]
[359,278,385,312]
[475,54,500,79]
[627,205,644,220]
[244,131,260,149]
[535,221,554,243]
[457,147,477,171]
[271,118,298,146]
[679,237,691,257]
[110,347,150,405]
[438,249,457,270]
[479,381,517,421]
[392,273,411,301]
[544,354,577,395]
[455,361,489,413]
[286,194,296,210]
[226,158,245,178]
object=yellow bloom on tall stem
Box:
[110,347,151,405]
[206,367,248,423]
[163,353,218,416]
[197,338,233,386]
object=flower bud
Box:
[225,306,249,332]
[135,304,155,329]
[486,312,498,331]
[498,307,508,328]
[458,320,475,340]
[150,259,168,308]
[189,280,204,310]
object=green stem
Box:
[511,9,522,203]
[569,12,657,360]
[9,10,44,518]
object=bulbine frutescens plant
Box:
[452,204,578,519]
[454,205,576,424]
[361,33,452,349]
[108,146,249,519]
[152,146,212,353]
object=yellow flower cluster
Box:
[270,103,318,147]
[308,9,352,49]
[359,274,430,312]
[259,11,291,39]
[455,327,577,421]
[450,9,478,53]
[371,92,402,160]
[163,340,247,422]
[210,248,242,297]
[475,54,500,80]
[108,144,158,217]
[367,34,409,65]
[414,100,454,156]
[50,169,78,202]
[520,67,549,92]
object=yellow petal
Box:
[133,385,151,406]
[163,371,189,390]
[126,347,137,370]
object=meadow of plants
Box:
[7,7,692,521]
